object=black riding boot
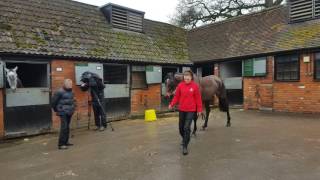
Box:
[179,111,194,155]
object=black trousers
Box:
[92,103,107,128]
[179,111,196,148]
[58,114,72,146]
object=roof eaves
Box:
[193,45,320,64]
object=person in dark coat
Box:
[91,81,107,131]
[51,79,75,150]
[80,72,107,131]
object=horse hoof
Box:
[201,126,206,131]
[192,132,197,137]
[226,123,231,127]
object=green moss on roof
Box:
[0,23,12,31]
[116,32,130,44]
[0,0,190,64]
[87,47,108,57]
[8,0,320,64]
[276,23,320,50]
[32,34,46,45]
[188,5,320,62]
[144,20,189,62]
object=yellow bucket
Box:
[145,109,157,122]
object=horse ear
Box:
[13,66,18,72]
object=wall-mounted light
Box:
[56,67,63,72]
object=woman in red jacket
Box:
[169,70,202,155]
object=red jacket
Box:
[170,81,203,112]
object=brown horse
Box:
[165,73,231,135]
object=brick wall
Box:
[51,60,90,129]
[243,56,274,110]
[273,53,320,113]
[51,60,163,129]
[243,53,320,113]
[131,84,161,114]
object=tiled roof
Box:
[0,0,190,64]
[188,6,320,62]
[1,1,320,65]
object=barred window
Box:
[103,64,128,84]
[275,54,300,81]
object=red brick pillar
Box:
[51,60,89,129]
[243,56,274,110]
[131,84,161,115]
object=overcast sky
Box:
[74,0,178,23]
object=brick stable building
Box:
[0,0,190,138]
[0,0,319,138]
[189,3,320,113]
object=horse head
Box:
[165,72,183,98]
[5,66,18,90]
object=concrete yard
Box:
[0,110,320,180]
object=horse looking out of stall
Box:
[5,66,23,91]
[165,72,231,135]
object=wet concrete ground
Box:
[0,109,320,180]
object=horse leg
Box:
[192,113,198,136]
[202,101,211,130]
[226,109,231,127]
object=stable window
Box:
[131,66,147,89]
[315,53,320,80]
[103,64,127,84]
[202,65,214,77]
[243,57,267,77]
[5,62,48,88]
[275,54,300,81]
[162,67,178,82]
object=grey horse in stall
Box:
[165,73,231,135]
[5,66,23,91]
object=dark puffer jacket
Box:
[51,88,75,116]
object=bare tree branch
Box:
[170,0,284,29]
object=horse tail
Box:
[218,82,229,112]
